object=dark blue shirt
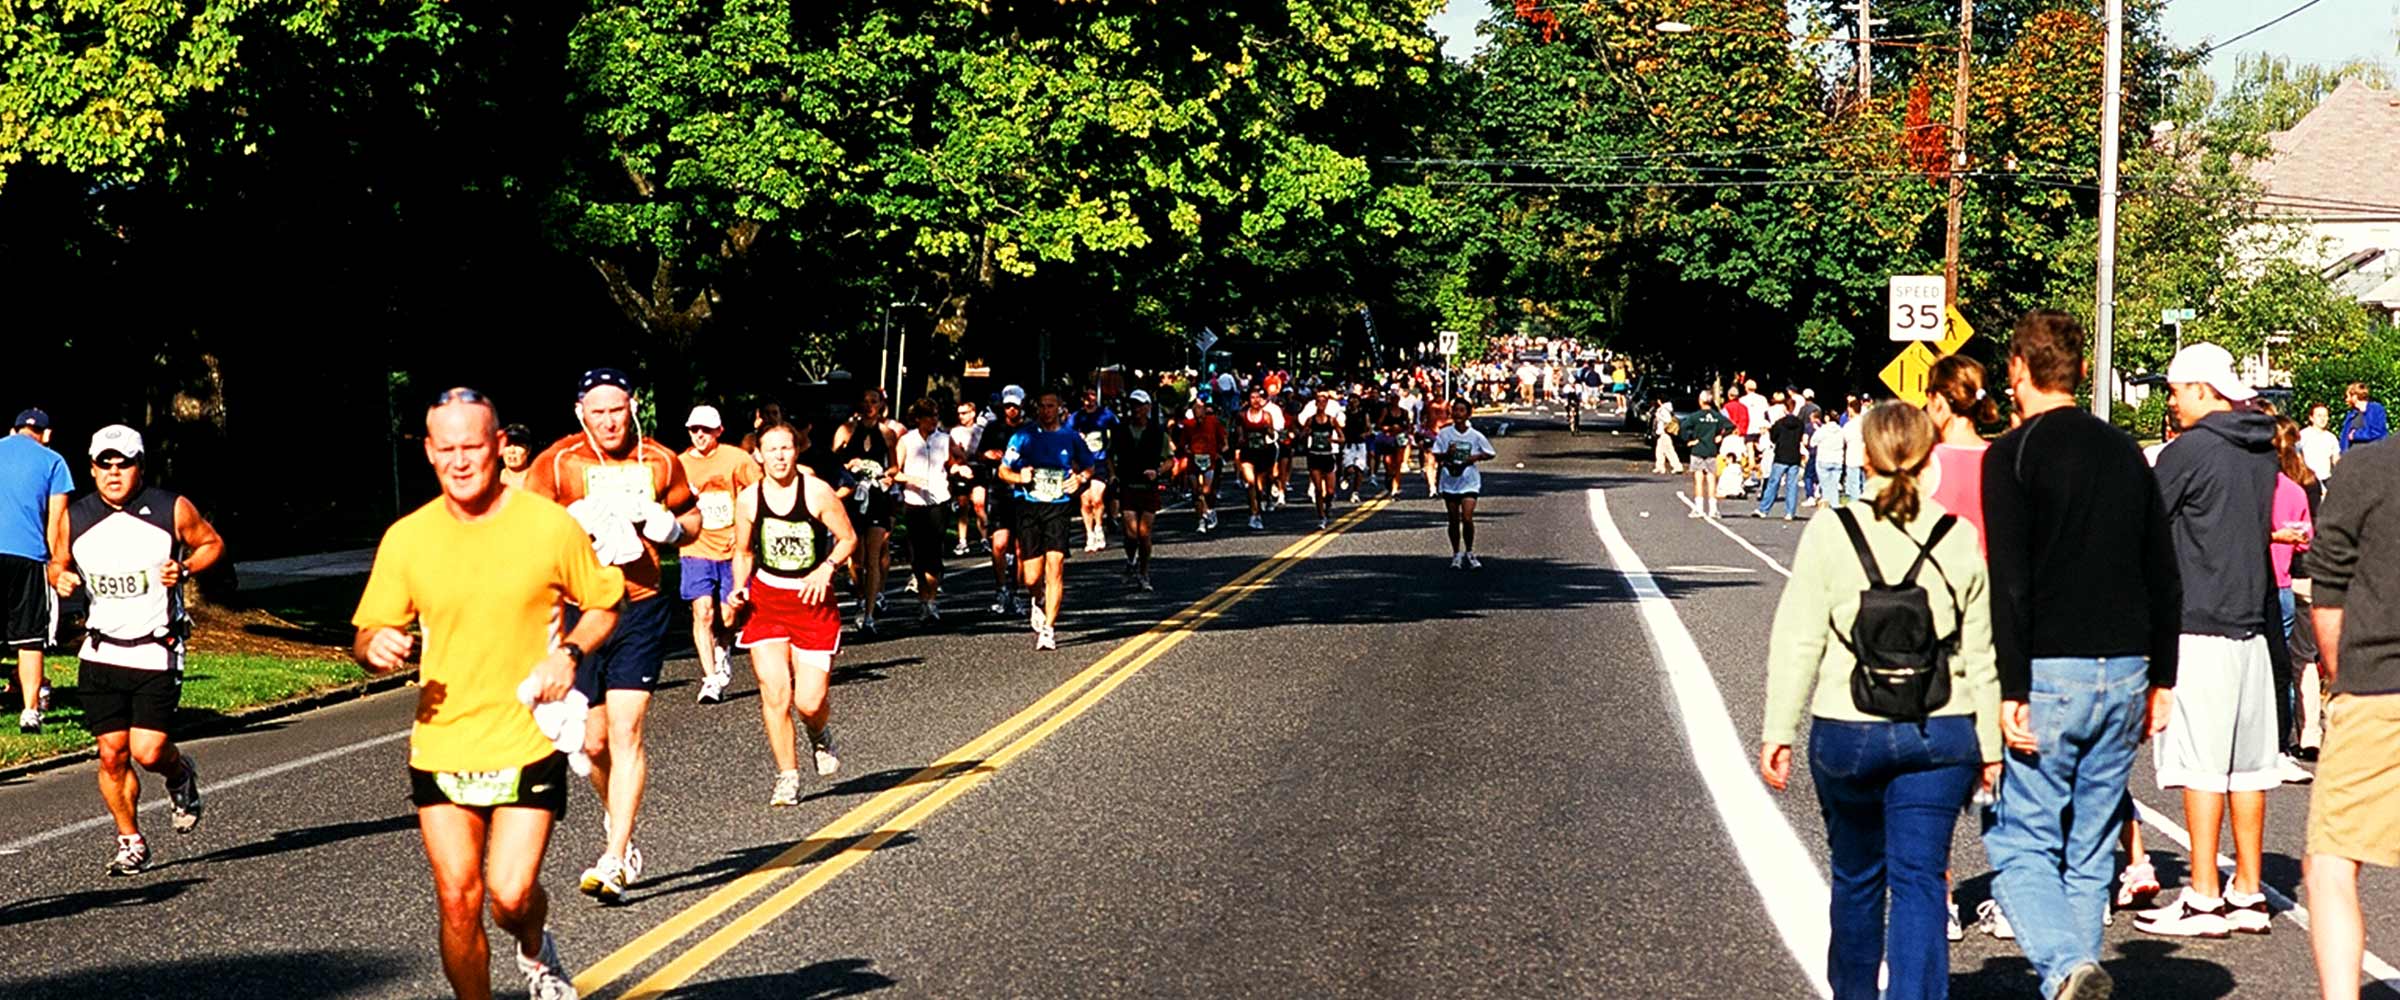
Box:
[1003,426,1095,505]
[1068,407,1118,463]
[2341,401,2388,451]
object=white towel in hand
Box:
[566,497,646,567]
[515,671,592,776]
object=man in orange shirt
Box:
[675,405,759,704]
[522,368,699,904]
[355,387,624,1000]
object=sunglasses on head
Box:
[431,386,491,408]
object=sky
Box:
[1426,0,2399,86]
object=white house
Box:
[2249,78,2400,323]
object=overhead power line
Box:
[2203,0,2333,54]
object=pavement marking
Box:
[579,499,1389,997]
[2128,798,2400,989]
[0,728,412,855]
[1675,491,1794,577]
[1588,488,1832,998]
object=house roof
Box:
[2253,79,2400,221]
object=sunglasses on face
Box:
[93,456,135,470]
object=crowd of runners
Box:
[0,360,1505,1000]
[1754,310,2400,1000]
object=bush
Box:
[2292,333,2400,418]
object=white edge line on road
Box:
[1676,491,1794,578]
[0,728,411,855]
[1675,484,2400,990]
[1588,488,1833,999]
[2128,798,2400,989]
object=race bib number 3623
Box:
[760,518,817,573]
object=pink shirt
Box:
[1930,443,1988,557]
[2271,473,2310,589]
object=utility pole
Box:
[2093,0,2124,420]
[1943,0,1974,309]
[1842,0,1878,100]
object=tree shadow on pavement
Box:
[658,957,895,998]
[150,813,418,871]
[0,947,406,999]
[1952,939,2237,999]
[0,877,208,928]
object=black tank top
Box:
[752,478,831,586]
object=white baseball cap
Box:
[90,424,144,459]
[2165,342,2256,402]
[1000,385,1027,406]
[684,405,724,429]
[1128,389,1153,405]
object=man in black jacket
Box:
[2136,342,2284,941]
[1752,409,1808,520]
[1980,311,2179,1000]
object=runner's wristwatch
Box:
[561,643,586,667]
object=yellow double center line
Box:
[577,497,1390,998]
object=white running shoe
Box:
[2116,862,2162,910]
[1030,605,1047,634]
[1947,903,1965,943]
[1686,509,1706,519]
[1035,626,1057,652]
[105,833,150,876]
[579,854,629,903]
[1450,553,1465,570]
[623,844,644,885]
[769,770,801,807]
[2133,890,2231,938]
[1137,573,1154,592]
[2225,890,2273,935]
[953,539,971,556]
[697,675,728,703]
[811,730,841,777]
[1318,517,1330,530]
[2057,961,2112,1000]
[1248,515,1264,531]
[18,708,39,733]
[167,754,204,833]
[516,930,578,1000]
[989,595,1010,616]
[1976,899,2016,940]
[2277,753,2314,785]
[1203,511,1219,531]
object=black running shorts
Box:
[410,750,570,815]
[79,659,182,735]
[1,554,51,649]
[1015,502,1076,558]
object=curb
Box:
[0,668,418,783]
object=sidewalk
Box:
[232,548,377,592]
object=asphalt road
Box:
[0,412,2391,998]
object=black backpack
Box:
[1830,507,1961,720]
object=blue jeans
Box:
[1985,656,2150,998]
[1756,462,1804,517]
[1809,716,1980,1000]
[1815,460,1844,503]
[1844,465,1866,501]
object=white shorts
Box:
[2155,633,2281,794]
[1342,444,1369,470]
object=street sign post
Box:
[1889,276,1946,342]
[1437,331,1460,357]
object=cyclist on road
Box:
[522,368,700,905]
[723,422,857,805]
[50,425,225,876]
[355,388,624,1000]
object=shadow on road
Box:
[1951,939,2239,998]
[658,957,896,998]
[153,813,418,871]
[0,947,406,999]
[630,830,925,908]
[0,877,208,928]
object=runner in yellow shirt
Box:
[354,388,624,1000]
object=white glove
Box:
[638,501,684,546]
[568,498,646,566]
[515,672,593,777]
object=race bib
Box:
[1028,467,1071,503]
[1447,441,1472,463]
[1082,430,1105,454]
[582,463,654,505]
[697,491,735,531]
[760,518,818,574]
[1244,430,1270,451]
[1309,430,1335,454]
[433,767,522,807]
[89,570,152,600]
[1193,455,1215,473]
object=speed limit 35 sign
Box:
[1888,275,1946,342]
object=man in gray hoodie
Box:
[2135,342,2285,940]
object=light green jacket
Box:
[1761,482,2002,763]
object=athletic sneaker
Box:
[1976,899,2015,940]
[1687,509,1706,519]
[1248,514,1264,531]
[1947,903,1965,943]
[769,770,801,807]
[857,614,878,637]
[1086,530,1106,552]
[1203,511,1219,531]
[2116,862,2161,910]
[1137,573,1154,593]
[18,708,38,734]
[811,730,840,777]
[167,754,204,833]
[2057,961,2112,1000]
[579,853,631,903]
[953,539,971,556]
[989,594,1010,615]
[2225,889,2272,934]
[2277,753,2314,785]
[1030,604,1047,634]
[1008,593,1026,617]
[105,834,149,876]
[697,674,728,703]
[1318,517,1330,530]
[2133,890,2231,938]
[516,929,578,1000]
[1035,626,1057,652]
[1465,554,1483,570]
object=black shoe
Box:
[2293,745,2319,763]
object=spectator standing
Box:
[2300,420,2400,999]
[2338,382,2386,452]
[1923,356,1998,553]
[1753,406,1807,520]
[2298,403,2339,482]
[1841,399,1869,501]
[1651,400,1684,475]
[1979,310,2180,1000]
[1680,394,1731,519]
[2,408,70,732]
[1809,411,1845,506]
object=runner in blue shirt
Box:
[1068,388,1119,554]
[1001,390,1096,651]
[1,409,72,732]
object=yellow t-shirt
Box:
[353,488,625,773]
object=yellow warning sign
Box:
[1937,306,1975,355]
[1880,342,1940,405]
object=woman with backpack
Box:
[1758,402,2001,1000]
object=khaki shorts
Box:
[2308,693,2400,867]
